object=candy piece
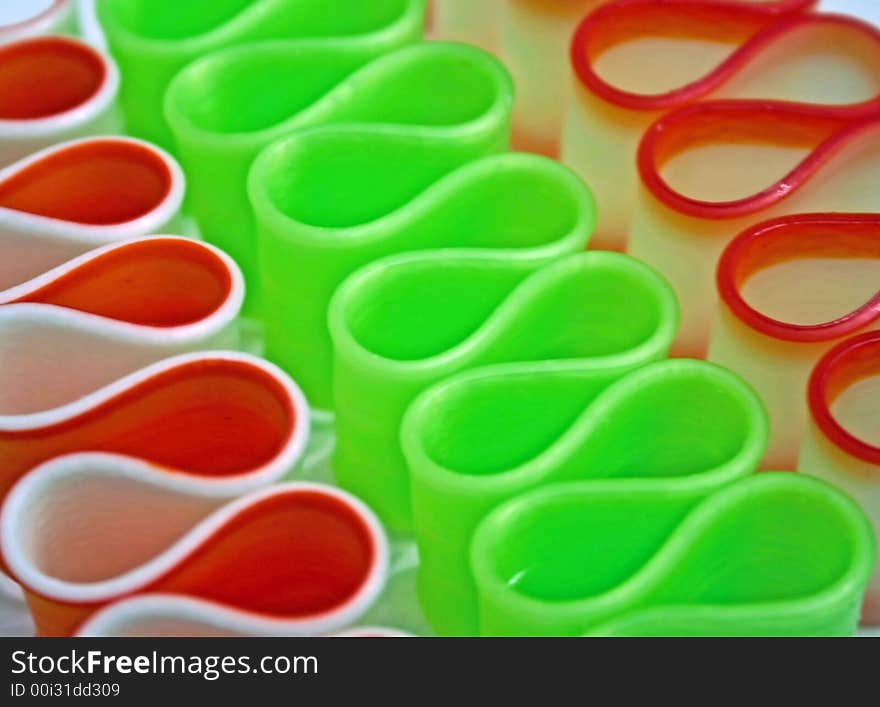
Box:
[709,213,880,468]
[2,479,376,636]
[430,0,502,52]
[800,331,880,624]
[473,473,874,636]
[562,2,880,250]
[168,41,511,311]
[0,36,119,166]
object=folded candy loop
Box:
[637,103,880,221]
[168,40,512,309]
[1,236,243,330]
[0,236,245,418]
[808,331,880,468]
[0,1,76,44]
[331,251,677,377]
[402,357,767,635]
[0,351,308,505]
[0,136,185,291]
[471,473,875,636]
[562,1,880,250]
[430,0,502,52]
[708,214,880,469]
[0,36,120,165]
[1,475,381,636]
[98,0,427,151]
[251,130,590,408]
[799,331,880,622]
[330,250,678,532]
[629,104,880,358]
[570,0,823,112]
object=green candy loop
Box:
[402,358,768,635]
[171,40,512,312]
[99,0,426,151]
[473,473,876,637]
[330,250,680,532]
